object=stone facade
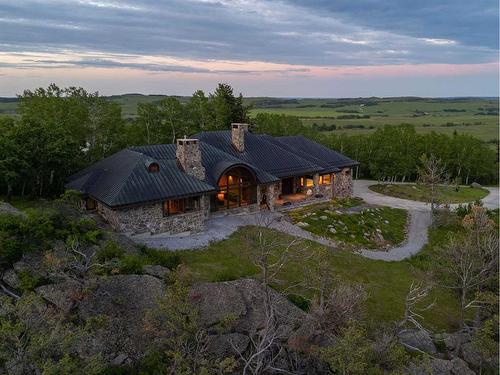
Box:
[334,168,353,198]
[231,123,249,152]
[176,138,206,180]
[97,195,209,235]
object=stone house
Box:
[67,124,358,235]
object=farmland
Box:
[1,95,498,141]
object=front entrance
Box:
[281,177,294,195]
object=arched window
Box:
[214,167,257,211]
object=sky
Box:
[0,0,498,97]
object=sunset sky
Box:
[0,0,498,97]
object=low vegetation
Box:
[369,183,489,204]
[287,199,407,249]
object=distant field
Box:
[248,97,499,142]
[1,95,498,142]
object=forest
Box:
[0,84,497,201]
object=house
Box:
[66,123,358,235]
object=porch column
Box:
[313,173,320,195]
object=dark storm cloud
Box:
[0,0,497,68]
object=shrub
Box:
[119,254,146,274]
[213,270,240,282]
[97,241,124,262]
[287,294,311,311]
[17,270,44,291]
[140,246,182,269]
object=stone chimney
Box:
[176,137,205,180]
[231,123,249,152]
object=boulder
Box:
[431,358,474,375]
[0,202,26,217]
[142,264,170,279]
[2,269,19,289]
[460,342,483,369]
[470,182,481,188]
[77,274,165,362]
[399,329,437,355]
[190,279,306,335]
[36,279,83,314]
[296,222,309,228]
[207,333,249,358]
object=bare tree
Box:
[417,154,448,215]
[398,281,435,334]
[439,206,498,328]
[66,236,101,277]
[236,213,307,374]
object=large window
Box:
[163,197,200,216]
[214,167,257,211]
[319,174,331,185]
[300,175,314,188]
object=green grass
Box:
[369,184,489,204]
[288,202,407,249]
[178,225,462,331]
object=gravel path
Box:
[132,180,498,262]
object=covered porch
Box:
[275,173,334,207]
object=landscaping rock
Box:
[399,329,437,355]
[296,222,309,228]
[36,279,83,314]
[142,264,170,279]
[470,182,481,188]
[319,215,327,220]
[329,228,336,234]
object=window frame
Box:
[319,174,332,185]
[163,196,200,216]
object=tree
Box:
[160,97,184,144]
[186,90,213,132]
[439,206,498,328]
[210,83,247,129]
[417,154,448,214]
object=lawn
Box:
[287,199,407,249]
[178,225,461,332]
[369,183,489,204]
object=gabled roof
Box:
[67,130,358,207]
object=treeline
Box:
[0,85,497,200]
[0,84,248,199]
[253,113,498,185]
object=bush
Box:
[213,270,240,282]
[140,246,182,269]
[119,254,146,274]
[17,270,45,291]
[287,294,311,311]
[97,241,124,262]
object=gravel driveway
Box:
[132,180,498,262]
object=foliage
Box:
[0,294,104,374]
[97,240,125,262]
[318,321,408,375]
[139,246,182,269]
[118,254,146,274]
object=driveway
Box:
[132,180,498,261]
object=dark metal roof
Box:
[195,130,323,178]
[271,135,359,171]
[67,131,358,207]
[67,149,216,207]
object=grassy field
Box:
[178,225,461,331]
[249,97,499,142]
[287,199,407,249]
[369,184,489,204]
[1,95,498,141]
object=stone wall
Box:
[334,168,353,198]
[97,195,209,235]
